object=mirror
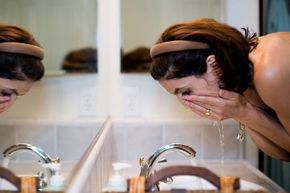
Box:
[0,0,98,74]
[0,1,106,191]
[121,0,222,73]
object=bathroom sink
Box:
[0,179,17,191]
[121,160,283,192]
[0,161,75,191]
[158,175,266,191]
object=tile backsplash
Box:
[0,119,102,161]
[111,118,245,162]
[0,117,257,167]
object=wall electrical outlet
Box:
[79,88,97,117]
[123,86,141,116]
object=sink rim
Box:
[158,175,267,191]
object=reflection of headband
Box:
[0,42,44,59]
[150,40,210,58]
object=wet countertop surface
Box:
[197,160,285,193]
[121,160,285,193]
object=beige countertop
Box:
[197,160,285,193]
[119,160,285,193]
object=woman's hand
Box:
[180,89,248,120]
[0,95,17,113]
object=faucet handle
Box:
[51,157,60,163]
[139,157,146,167]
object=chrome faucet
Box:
[139,143,196,191]
[3,143,60,187]
[139,143,196,179]
[3,143,60,165]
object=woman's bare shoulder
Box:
[254,32,290,81]
[259,32,290,52]
[253,33,290,112]
[260,32,290,41]
[251,32,290,137]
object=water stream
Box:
[213,121,225,174]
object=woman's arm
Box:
[236,95,290,160]
[246,127,290,161]
[182,89,290,160]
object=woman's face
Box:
[0,78,34,113]
[159,61,220,107]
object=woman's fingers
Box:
[219,89,239,100]
[0,95,16,113]
[182,90,239,106]
[183,94,224,107]
[0,101,11,113]
[181,91,243,120]
[0,96,10,102]
[183,99,221,120]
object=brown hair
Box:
[0,23,45,81]
[150,18,258,94]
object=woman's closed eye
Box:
[181,89,192,96]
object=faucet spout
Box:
[3,143,60,190]
[139,143,196,178]
[3,143,59,164]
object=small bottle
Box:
[42,163,64,190]
[105,162,132,192]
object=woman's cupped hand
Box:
[179,89,248,121]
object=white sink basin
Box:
[0,161,75,191]
[158,176,266,191]
[0,178,20,191]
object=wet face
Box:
[159,58,220,107]
[0,78,34,113]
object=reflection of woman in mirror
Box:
[0,23,45,113]
[150,18,290,161]
[62,47,97,73]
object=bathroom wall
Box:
[0,75,108,120]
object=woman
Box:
[150,18,290,161]
[0,23,44,113]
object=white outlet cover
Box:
[123,86,141,116]
[79,88,97,117]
